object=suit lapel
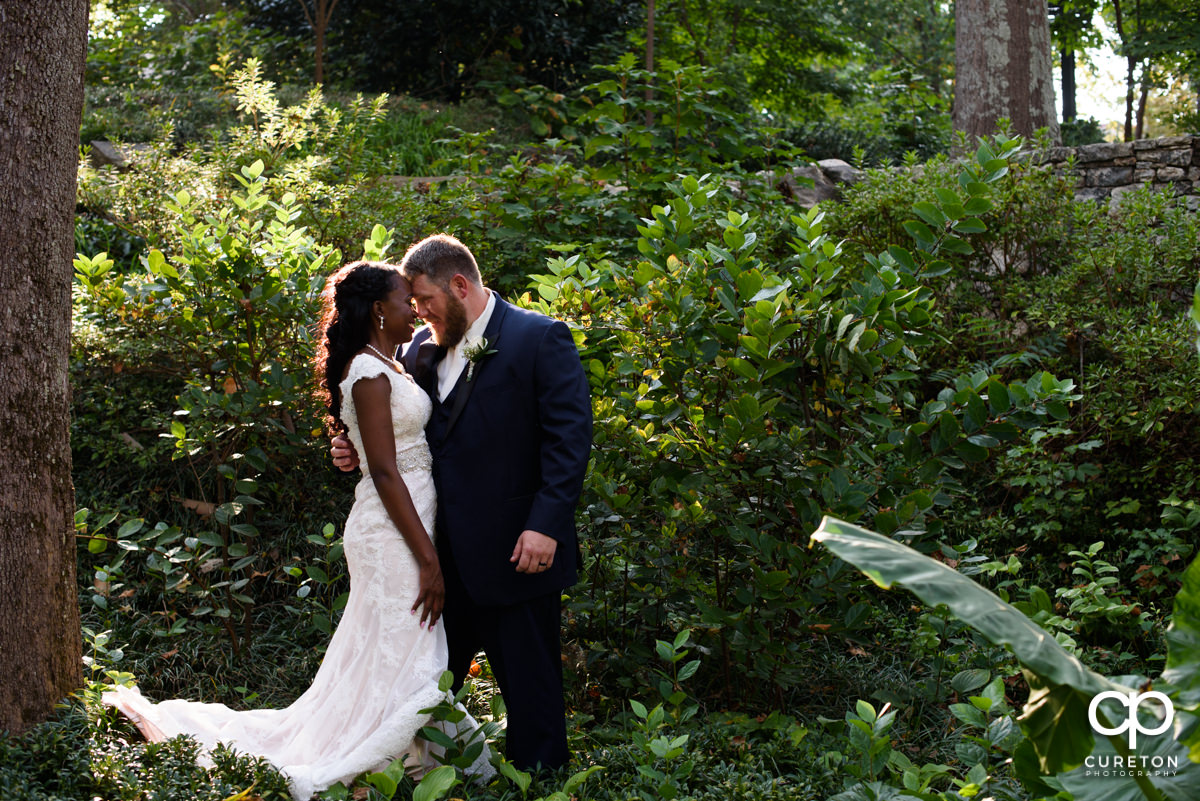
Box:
[443,296,508,438]
[403,328,445,400]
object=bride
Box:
[104,260,491,799]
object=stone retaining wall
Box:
[1035,134,1200,209]
[785,135,1200,210]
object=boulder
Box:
[817,158,861,186]
[778,164,841,207]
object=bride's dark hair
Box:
[315,260,403,432]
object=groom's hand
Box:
[511,530,556,574]
[330,434,360,472]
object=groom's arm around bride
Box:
[333,233,592,772]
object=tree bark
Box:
[297,0,341,86]
[1135,71,1149,140]
[1124,54,1136,141]
[953,0,1061,144]
[1061,47,1077,122]
[0,0,87,733]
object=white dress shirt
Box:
[436,290,496,402]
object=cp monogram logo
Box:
[1088,690,1175,749]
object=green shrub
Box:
[75,160,342,659]
[531,142,1077,706]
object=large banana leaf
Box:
[810,516,1200,799]
[1057,685,1199,801]
[1163,552,1200,722]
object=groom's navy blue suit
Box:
[402,294,592,769]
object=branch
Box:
[294,0,316,30]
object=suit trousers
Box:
[440,546,569,771]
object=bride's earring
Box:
[378,314,385,330]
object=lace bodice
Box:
[338,353,433,476]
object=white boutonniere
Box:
[462,336,497,382]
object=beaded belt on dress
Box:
[395,442,432,474]
[361,442,432,477]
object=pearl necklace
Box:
[365,343,395,363]
[364,343,412,381]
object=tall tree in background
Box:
[954,0,1060,143]
[1109,0,1200,139]
[295,0,340,85]
[0,0,88,734]
[1050,0,1101,123]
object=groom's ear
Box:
[449,274,470,299]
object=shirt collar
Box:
[456,290,496,353]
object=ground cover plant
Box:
[12,10,1200,796]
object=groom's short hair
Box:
[399,233,482,289]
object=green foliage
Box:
[78,58,449,259]
[76,160,339,656]
[1060,116,1107,146]
[0,700,291,801]
[0,704,94,800]
[433,56,795,295]
[83,2,292,144]
[527,140,1079,706]
[812,516,1200,800]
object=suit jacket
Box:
[402,295,592,606]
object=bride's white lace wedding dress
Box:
[104,353,490,800]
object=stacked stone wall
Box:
[1036,134,1200,210]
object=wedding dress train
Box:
[104,354,491,799]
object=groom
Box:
[334,234,592,770]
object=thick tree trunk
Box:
[953,0,1060,144]
[0,0,88,733]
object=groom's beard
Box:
[432,291,469,348]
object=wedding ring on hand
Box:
[538,562,548,567]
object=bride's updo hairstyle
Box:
[315,260,403,432]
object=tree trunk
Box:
[953,0,1060,144]
[297,0,340,86]
[1061,47,1077,122]
[1135,72,1149,140]
[1124,54,1136,141]
[314,19,326,85]
[0,0,87,733]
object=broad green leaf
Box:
[563,764,604,794]
[912,201,948,228]
[1163,555,1200,705]
[952,669,991,695]
[498,761,531,794]
[810,517,1128,774]
[938,235,974,255]
[1057,686,1200,801]
[413,764,459,801]
[902,220,937,249]
[964,196,993,215]
[1017,676,1097,774]
[987,379,1012,415]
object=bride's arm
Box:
[351,375,444,628]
